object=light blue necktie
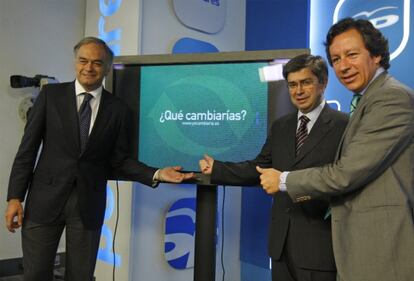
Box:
[350,94,362,116]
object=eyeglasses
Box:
[287,78,316,91]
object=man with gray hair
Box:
[5,37,193,281]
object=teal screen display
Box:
[138,62,268,171]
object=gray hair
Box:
[73,36,114,65]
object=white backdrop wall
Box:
[94,181,133,281]
[0,0,86,260]
[140,0,246,54]
[84,1,246,280]
[85,0,142,55]
[83,1,141,280]
[129,183,242,281]
[132,1,246,280]
[1,1,246,280]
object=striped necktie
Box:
[79,93,93,152]
[350,94,362,116]
[296,115,310,155]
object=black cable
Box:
[112,181,120,281]
[220,186,226,281]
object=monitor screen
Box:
[110,50,307,172]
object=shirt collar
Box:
[75,79,102,99]
[358,67,385,96]
[298,99,325,121]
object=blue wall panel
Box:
[246,0,310,50]
[242,1,310,280]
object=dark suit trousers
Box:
[22,188,101,281]
[272,229,336,281]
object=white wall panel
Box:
[0,0,85,260]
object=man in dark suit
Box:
[260,19,414,281]
[5,37,193,281]
[199,54,348,281]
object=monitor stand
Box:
[193,183,218,281]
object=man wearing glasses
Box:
[200,54,348,281]
[258,18,414,281]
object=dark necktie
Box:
[79,93,93,152]
[296,115,310,155]
[350,94,362,116]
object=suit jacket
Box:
[287,72,414,281]
[211,104,348,271]
[7,82,157,230]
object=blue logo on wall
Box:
[172,37,219,54]
[97,185,121,267]
[98,0,122,55]
[164,197,196,269]
[334,0,410,60]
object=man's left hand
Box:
[159,166,194,183]
[256,166,281,194]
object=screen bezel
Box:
[106,49,309,171]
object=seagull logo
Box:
[164,198,196,269]
[353,6,399,29]
[334,0,410,60]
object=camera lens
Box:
[10,75,40,88]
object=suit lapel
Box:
[334,72,389,160]
[348,72,388,124]
[284,114,298,163]
[293,105,335,165]
[84,89,114,152]
[56,82,81,152]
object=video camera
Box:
[10,74,57,88]
[10,74,58,123]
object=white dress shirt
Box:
[280,100,326,191]
[75,79,102,135]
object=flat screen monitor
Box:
[108,50,308,172]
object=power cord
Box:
[220,186,226,281]
[112,181,120,281]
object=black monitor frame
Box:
[106,49,309,166]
